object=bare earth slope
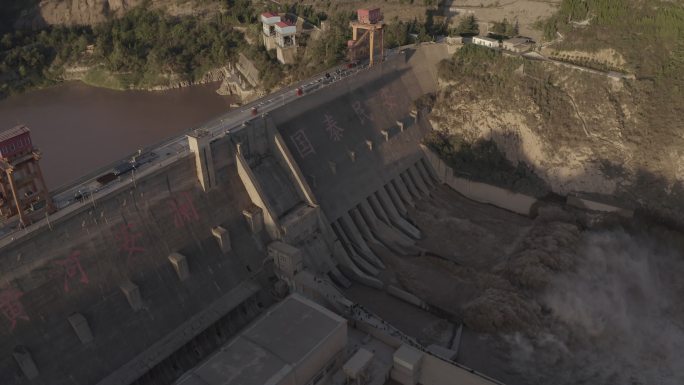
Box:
[16,0,223,27]
[431,34,684,220]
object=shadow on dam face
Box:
[0,155,267,385]
[271,64,432,221]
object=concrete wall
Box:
[280,205,319,245]
[271,128,317,206]
[406,43,451,95]
[421,145,538,216]
[237,53,261,88]
[422,144,634,218]
[0,43,457,385]
[446,177,537,217]
[270,52,438,221]
[295,321,347,385]
[356,322,499,385]
[567,195,633,218]
[236,151,281,239]
[387,285,428,310]
[419,353,502,385]
[277,46,297,65]
[0,147,267,385]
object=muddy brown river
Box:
[0,81,234,190]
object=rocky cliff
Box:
[16,0,221,27]
[430,43,684,221]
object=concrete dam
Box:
[0,44,457,385]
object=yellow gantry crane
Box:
[348,8,385,66]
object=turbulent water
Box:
[506,229,684,385]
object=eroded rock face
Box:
[18,0,144,27]
[16,0,219,27]
[431,54,684,221]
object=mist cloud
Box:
[506,229,684,385]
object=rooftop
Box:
[394,345,423,371]
[261,12,279,19]
[0,125,29,142]
[474,36,499,42]
[504,37,534,45]
[275,21,294,28]
[175,294,346,385]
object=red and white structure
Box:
[260,12,298,64]
[0,125,53,225]
[261,12,280,37]
[349,8,385,66]
[275,20,297,49]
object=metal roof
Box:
[0,125,29,142]
[175,294,346,385]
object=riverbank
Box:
[0,7,246,98]
[62,64,230,92]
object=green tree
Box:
[491,18,519,37]
[384,20,411,48]
[454,15,479,36]
[507,20,519,37]
[226,0,256,24]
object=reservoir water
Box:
[0,81,234,190]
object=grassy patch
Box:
[82,67,128,90]
[438,44,523,92]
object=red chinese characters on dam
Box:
[323,113,344,142]
[54,251,90,293]
[351,100,373,125]
[169,192,199,228]
[379,88,398,112]
[0,287,29,332]
[116,223,146,263]
[290,129,315,158]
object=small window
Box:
[9,144,14,151]
[17,140,22,148]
